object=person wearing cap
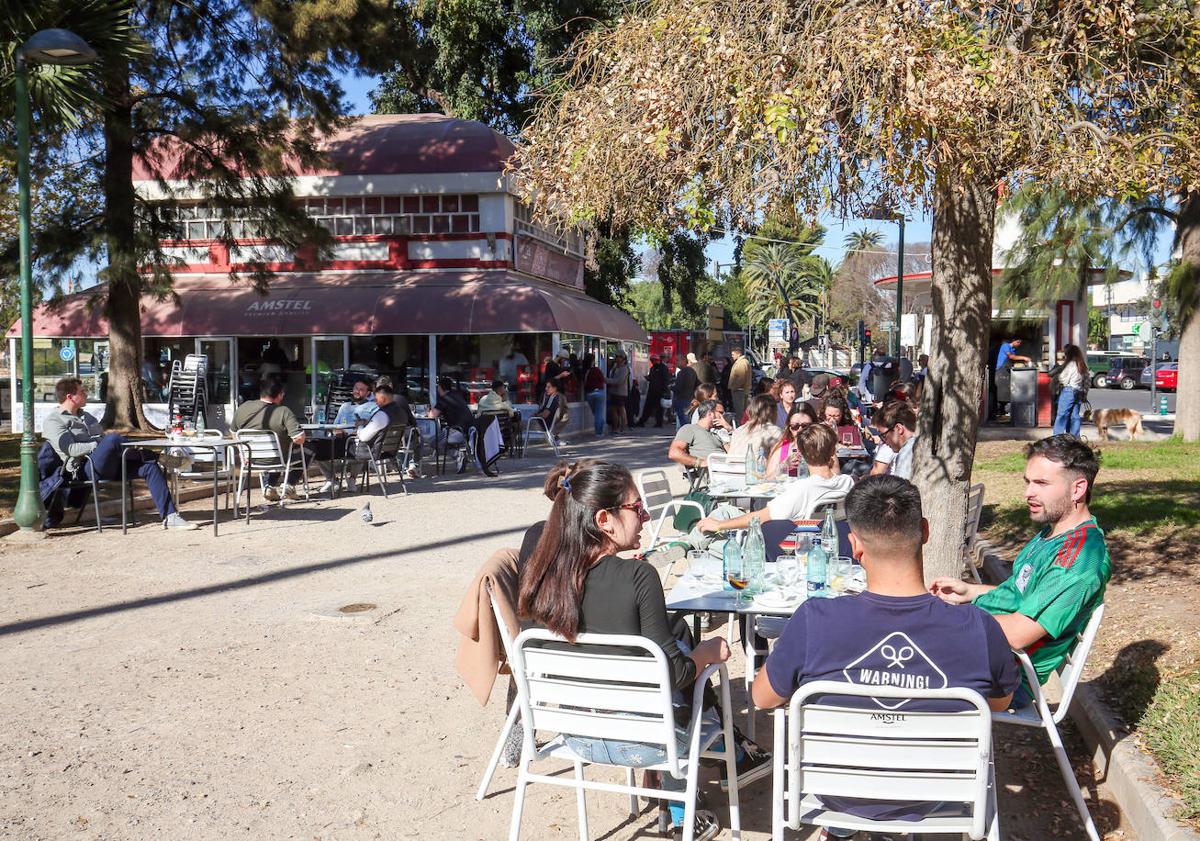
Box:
[805,372,833,418]
[727,347,753,418]
[635,354,670,428]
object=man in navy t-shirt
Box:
[752,475,1019,836]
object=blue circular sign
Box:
[59,345,76,363]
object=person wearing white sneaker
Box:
[164,512,198,530]
[42,378,194,531]
[231,376,308,500]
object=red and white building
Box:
[9,114,647,430]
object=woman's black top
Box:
[524,554,696,691]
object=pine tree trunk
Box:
[1173,193,1200,443]
[100,61,149,431]
[912,171,997,583]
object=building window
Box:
[514,202,584,257]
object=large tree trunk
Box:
[1173,193,1200,443]
[100,60,149,431]
[912,171,997,583]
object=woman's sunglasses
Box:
[615,500,649,518]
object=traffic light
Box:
[1152,298,1162,310]
[864,327,872,345]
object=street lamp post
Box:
[10,29,98,537]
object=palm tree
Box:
[742,242,826,330]
[844,229,886,254]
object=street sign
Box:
[768,318,788,344]
[58,345,75,363]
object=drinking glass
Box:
[828,557,854,594]
[776,553,801,596]
[723,540,749,603]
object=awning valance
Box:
[8,270,648,344]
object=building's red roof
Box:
[132,114,517,181]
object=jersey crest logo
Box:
[1016,563,1034,593]
[843,631,948,710]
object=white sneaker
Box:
[262,486,281,503]
[165,512,198,531]
[319,480,337,495]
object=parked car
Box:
[1087,354,1148,390]
[1141,362,1178,391]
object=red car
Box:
[1155,362,1178,391]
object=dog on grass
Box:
[1084,407,1143,441]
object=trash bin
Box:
[1010,366,1038,427]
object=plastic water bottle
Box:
[822,508,837,549]
[743,517,766,593]
[807,536,829,596]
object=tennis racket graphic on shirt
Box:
[842,631,948,710]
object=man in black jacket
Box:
[634,355,670,427]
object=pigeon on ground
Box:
[359,502,373,524]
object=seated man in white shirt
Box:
[695,423,854,533]
[869,400,918,480]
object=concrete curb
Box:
[0,483,220,541]
[978,544,1199,841]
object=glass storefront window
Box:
[438,333,553,405]
[347,335,430,405]
[29,339,75,402]
[74,340,109,403]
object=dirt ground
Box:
[0,431,1130,840]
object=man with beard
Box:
[930,434,1110,707]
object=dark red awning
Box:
[8,271,647,343]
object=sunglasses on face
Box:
[788,422,807,430]
[615,500,649,518]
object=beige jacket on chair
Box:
[453,547,520,705]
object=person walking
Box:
[635,355,669,427]
[671,354,698,428]
[727,347,753,418]
[693,351,718,387]
[1052,344,1089,437]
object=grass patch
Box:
[976,437,1200,474]
[1140,669,1200,823]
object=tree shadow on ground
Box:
[1093,639,1171,728]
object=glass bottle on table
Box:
[744,444,757,486]
[806,536,829,597]
[743,516,766,596]
[822,508,838,549]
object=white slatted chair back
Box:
[510,629,683,777]
[783,681,994,840]
[706,452,745,487]
[1017,602,1105,726]
[963,482,986,553]
[635,469,676,518]
[235,428,287,468]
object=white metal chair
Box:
[706,452,746,490]
[234,428,307,507]
[962,482,986,583]
[993,603,1106,841]
[476,579,521,801]
[344,423,413,498]
[636,469,706,577]
[771,681,999,841]
[521,415,561,458]
[169,429,239,516]
[507,628,741,841]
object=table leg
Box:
[121,448,128,535]
[692,612,702,642]
[212,447,219,537]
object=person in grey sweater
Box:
[42,377,195,530]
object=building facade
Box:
[8,115,647,431]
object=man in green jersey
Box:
[930,435,1110,706]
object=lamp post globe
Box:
[11,29,98,537]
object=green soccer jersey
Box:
[973,517,1110,687]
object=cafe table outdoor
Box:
[120,437,250,537]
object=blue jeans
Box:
[585,390,606,435]
[1053,386,1082,437]
[85,433,176,517]
[673,399,691,429]
[565,708,723,825]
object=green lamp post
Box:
[11,29,99,537]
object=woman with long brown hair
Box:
[687,382,719,422]
[1053,343,1089,437]
[766,403,817,479]
[729,394,783,461]
[519,461,764,839]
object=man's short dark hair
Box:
[695,399,718,419]
[259,376,285,399]
[1026,434,1101,503]
[55,377,83,403]
[846,475,924,548]
[353,377,374,390]
[491,379,505,391]
[877,400,917,432]
[373,383,394,398]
